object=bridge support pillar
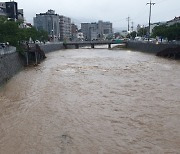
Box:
[75,44,79,49]
[108,44,111,49]
[91,44,94,48]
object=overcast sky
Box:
[11,0,180,31]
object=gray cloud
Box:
[16,0,179,30]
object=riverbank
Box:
[126,41,179,53]
[0,43,67,86]
[1,41,179,86]
[0,52,24,86]
[113,41,180,59]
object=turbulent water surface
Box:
[0,48,180,154]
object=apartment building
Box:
[71,23,78,40]
[81,20,113,41]
[81,23,91,40]
[59,15,71,41]
[0,2,6,17]
[0,1,20,20]
[34,10,60,39]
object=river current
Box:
[0,48,180,154]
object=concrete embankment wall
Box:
[0,43,74,86]
[126,41,179,53]
[0,52,24,86]
[40,43,65,53]
[40,42,76,53]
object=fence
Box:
[0,46,16,55]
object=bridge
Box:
[63,40,127,49]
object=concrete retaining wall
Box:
[40,43,65,53]
[0,52,24,86]
[127,41,179,53]
[0,42,75,86]
[39,42,76,53]
[0,46,16,55]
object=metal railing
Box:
[0,46,16,56]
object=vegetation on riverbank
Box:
[0,17,48,49]
[152,23,180,41]
[126,23,180,41]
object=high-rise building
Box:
[98,20,113,39]
[0,1,20,20]
[18,9,24,21]
[34,10,60,39]
[5,2,18,20]
[0,2,7,17]
[81,23,91,40]
[71,23,78,40]
[59,15,71,41]
[81,20,113,41]
[90,22,98,40]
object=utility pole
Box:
[131,21,134,32]
[143,25,145,37]
[126,16,130,32]
[147,0,155,41]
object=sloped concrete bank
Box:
[40,43,65,53]
[0,52,24,86]
[0,43,69,86]
[126,41,179,53]
[39,42,76,53]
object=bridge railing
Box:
[64,40,127,45]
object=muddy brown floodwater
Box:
[0,47,180,154]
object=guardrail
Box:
[0,46,16,56]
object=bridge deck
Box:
[64,40,127,45]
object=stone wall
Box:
[40,42,78,52]
[0,52,24,86]
[126,41,179,53]
[0,42,76,86]
[39,43,65,53]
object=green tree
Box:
[137,27,148,37]
[130,31,137,39]
[153,23,180,41]
[0,17,20,46]
[0,17,49,48]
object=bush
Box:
[0,17,48,49]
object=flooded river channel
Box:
[0,48,180,154]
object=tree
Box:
[0,17,20,46]
[0,17,49,48]
[130,31,137,39]
[153,23,180,41]
[137,27,148,37]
